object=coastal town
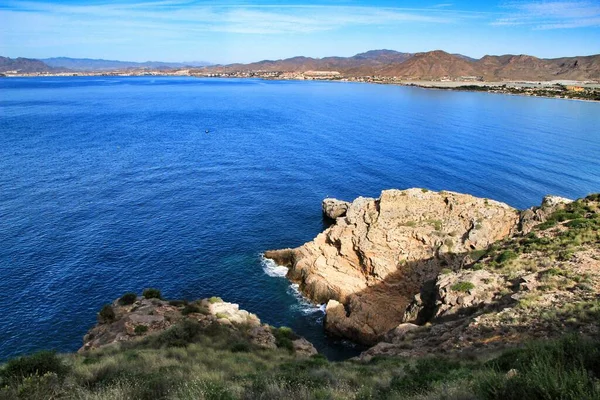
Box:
[3,66,599,101]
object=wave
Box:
[260,255,289,278]
[260,254,326,321]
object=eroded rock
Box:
[266,188,519,344]
[322,198,351,219]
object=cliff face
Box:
[266,188,520,344]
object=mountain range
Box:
[41,57,212,71]
[2,50,599,81]
[206,50,600,81]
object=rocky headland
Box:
[265,189,600,354]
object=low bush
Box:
[98,304,116,323]
[118,292,137,305]
[0,351,67,385]
[142,288,162,299]
[208,296,223,304]
[496,250,517,264]
[134,325,148,335]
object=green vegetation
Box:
[98,304,115,324]
[134,325,148,335]
[1,330,598,400]
[208,296,223,304]
[496,250,517,264]
[118,292,137,306]
[181,303,208,316]
[450,281,475,292]
[142,288,162,299]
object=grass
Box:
[1,320,599,400]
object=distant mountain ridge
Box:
[206,49,600,81]
[0,56,60,73]
[2,50,599,80]
[42,57,211,71]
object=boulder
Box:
[292,338,318,356]
[322,198,350,219]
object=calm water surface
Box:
[1,77,599,360]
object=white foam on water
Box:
[260,255,289,278]
[288,283,325,321]
[260,254,325,322]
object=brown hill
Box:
[206,50,600,81]
[0,56,56,73]
[376,50,478,78]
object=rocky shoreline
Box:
[265,189,599,359]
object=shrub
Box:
[496,250,517,264]
[134,325,148,335]
[168,299,188,307]
[182,304,208,315]
[215,313,228,319]
[271,326,299,352]
[230,341,251,353]
[152,319,202,348]
[208,296,223,304]
[0,351,67,384]
[450,281,475,292]
[118,292,137,305]
[98,304,116,323]
[142,288,162,299]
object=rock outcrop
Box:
[80,296,316,356]
[322,198,350,219]
[266,188,520,344]
[359,194,600,360]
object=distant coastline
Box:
[3,71,599,102]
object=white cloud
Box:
[0,1,471,37]
[493,1,600,29]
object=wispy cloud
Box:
[493,1,600,29]
[0,1,475,36]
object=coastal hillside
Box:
[204,50,600,81]
[1,191,598,399]
[0,57,56,73]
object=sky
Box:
[1,0,599,63]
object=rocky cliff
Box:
[265,188,520,344]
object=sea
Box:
[1,76,599,360]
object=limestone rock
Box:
[431,270,505,321]
[322,198,350,219]
[517,195,573,234]
[266,188,519,344]
[292,338,318,357]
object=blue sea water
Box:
[1,76,599,361]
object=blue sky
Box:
[1,0,599,63]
